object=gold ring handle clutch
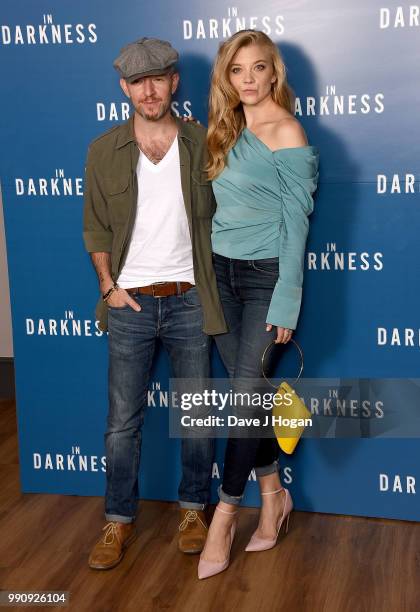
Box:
[261,338,309,455]
[261,338,304,389]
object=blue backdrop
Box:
[1,0,419,521]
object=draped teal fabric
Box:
[211,127,319,329]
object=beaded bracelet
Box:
[102,283,118,302]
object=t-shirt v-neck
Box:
[138,135,178,172]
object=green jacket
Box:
[83,115,227,335]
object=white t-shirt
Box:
[118,136,195,288]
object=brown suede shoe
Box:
[88,521,137,570]
[178,509,208,554]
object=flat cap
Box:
[113,37,179,82]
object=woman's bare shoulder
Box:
[271,116,308,149]
[253,115,308,151]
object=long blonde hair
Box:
[207,30,294,180]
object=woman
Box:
[198,30,319,579]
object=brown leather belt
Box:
[126,282,194,298]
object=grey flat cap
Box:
[113,37,179,82]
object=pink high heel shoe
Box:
[245,487,293,552]
[198,506,237,579]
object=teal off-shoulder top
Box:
[211,127,319,330]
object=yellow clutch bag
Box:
[261,339,311,455]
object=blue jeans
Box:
[213,253,281,505]
[105,286,213,523]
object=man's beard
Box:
[136,98,171,122]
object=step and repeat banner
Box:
[1,1,419,521]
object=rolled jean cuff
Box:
[254,459,279,478]
[218,484,243,506]
[105,513,135,524]
[179,501,205,510]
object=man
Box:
[83,37,226,570]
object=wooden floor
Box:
[0,399,419,612]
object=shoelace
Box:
[178,510,207,531]
[101,522,119,545]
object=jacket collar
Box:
[115,113,198,149]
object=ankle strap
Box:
[261,487,284,496]
[216,505,237,515]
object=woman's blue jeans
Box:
[213,253,281,505]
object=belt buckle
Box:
[151,282,167,298]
